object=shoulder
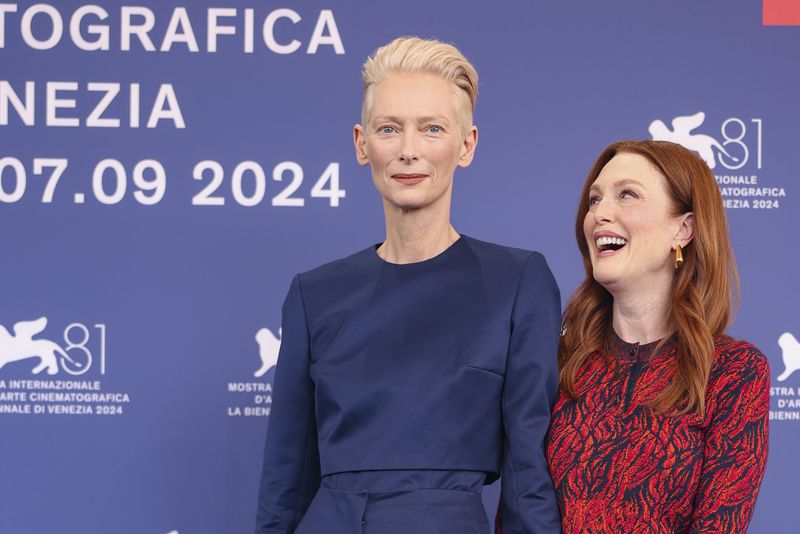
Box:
[295,245,375,288]
[708,336,771,398]
[461,235,551,275]
[462,237,560,315]
[712,336,770,376]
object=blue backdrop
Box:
[1,1,797,532]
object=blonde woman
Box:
[255,37,561,534]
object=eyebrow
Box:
[589,178,644,192]
[372,115,451,125]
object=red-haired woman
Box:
[546,140,769,532]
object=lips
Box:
[592,231,628,257]
[391,173,427,185]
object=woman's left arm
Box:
[690,344,770,533]
[497,252,562,534]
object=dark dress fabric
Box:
[255,235,562,533]
[296,470,489,534]
[545,333,770,533]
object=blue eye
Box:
[379,125,396,134]
[426,125,443,133]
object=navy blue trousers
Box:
[295,470,490,534]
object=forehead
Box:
[593,152,666,189]
[369,72,458,120]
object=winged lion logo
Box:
[0,317,79,375]
[254,327,282,378]
[777,332,800,382]
[649,112,739,169]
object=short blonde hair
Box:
[360,36,478,134]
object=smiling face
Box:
[582,152,693,294]
[353,72,477,211]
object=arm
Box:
[690,345,770,533]
[255,275,321,534]
[498,253,562,534]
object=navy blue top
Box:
[255,235,561,533]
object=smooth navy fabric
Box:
[296,470,489,534]
[255,235,561,533]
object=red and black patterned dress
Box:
[545,333,769,533]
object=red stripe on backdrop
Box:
[764,0,800,25]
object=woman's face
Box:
[582,152,691,294]
[354,72,477,211]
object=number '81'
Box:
[718,118,762,170]
[61,323,107,376]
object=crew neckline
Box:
[609,329,673,362]
[372,234,466,267]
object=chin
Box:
[387,190,438,210]
[590,266,620,290]
[393,199,432,211]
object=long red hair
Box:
[560,140,739,416]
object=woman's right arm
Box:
[255,275,320,534]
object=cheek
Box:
[619,208,648,237]
[365,139,396,166]
[624,210,671,253]
[426,138,460,165]
[582,212,594,244]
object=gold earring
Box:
[674,245,683,270]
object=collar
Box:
[608,329,675,362]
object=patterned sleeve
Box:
[690,342,770,533]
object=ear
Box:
[353,124,369,166]
[457,125,478,168]
[673,212,695,248]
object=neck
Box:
[378,194,458,264]
[609,275,674,344]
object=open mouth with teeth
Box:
[596,236,628,253]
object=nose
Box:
[592,197,614,224]
[399,130,420,162]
